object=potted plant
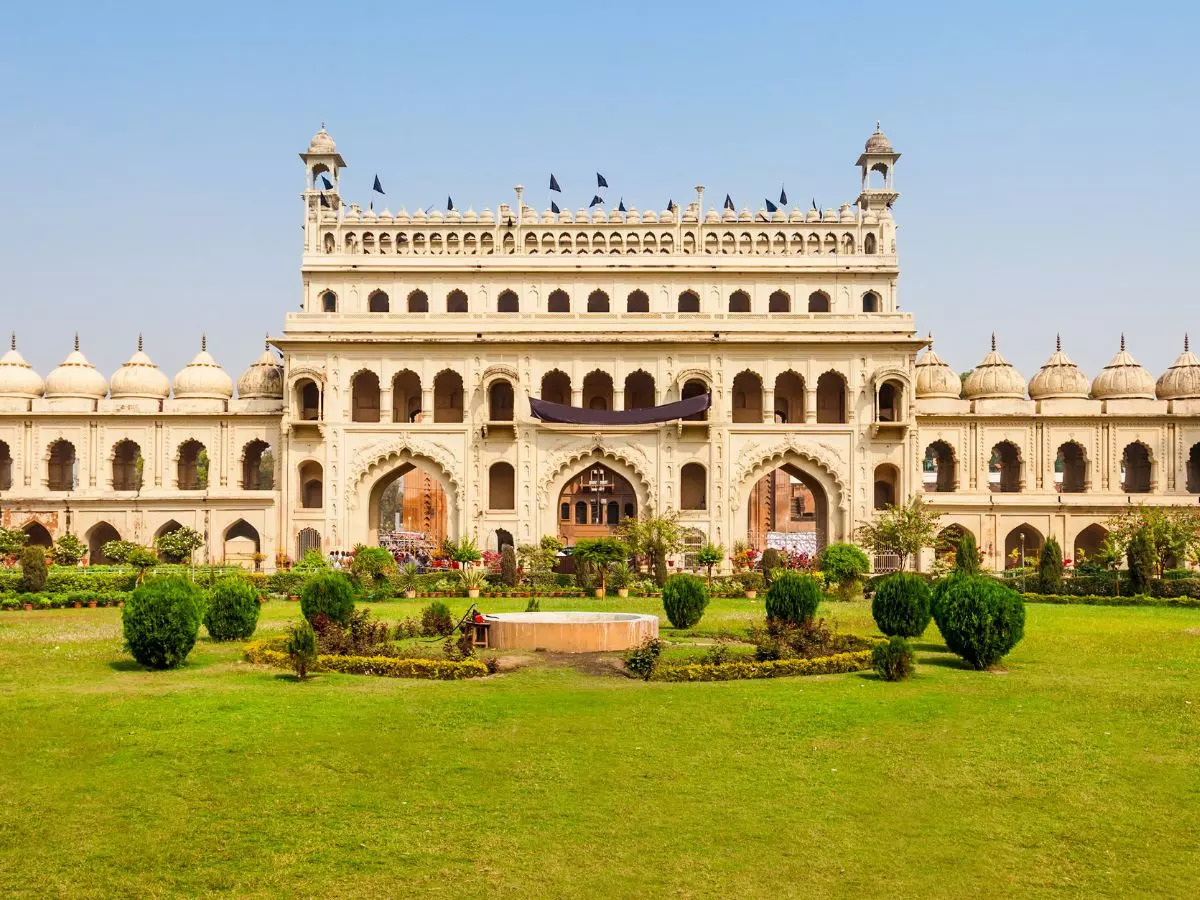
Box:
[460,566,487,599]
[740,571,764,600]
[399,562,419,599]
[607,561,633,598]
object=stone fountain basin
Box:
[482,611,658,653]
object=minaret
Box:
[300,123,346,245]
[856,122,900,213]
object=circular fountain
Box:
[483,611,658,653]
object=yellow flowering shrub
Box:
[243,641,488,680]
[651,649,874,682]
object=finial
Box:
[74,333,79,352]
[1120,333,1126,352]
[1056,333,1061,352]
[201,333,207,352]
[1186,334,1190,353]
[137,333,143,352]
[991,332,996,352]
[265,333,270,351]
[320,121,326,130]
[9,332,14,351]
[875,120,882,132]
[927,331,933,350]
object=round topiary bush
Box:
[817,542,870,600]
[872,635,916,681]
[299,571,356,627]
[936,575,1026,670]
[661,573,710,629]
[871,572,933,638]
[203,576,261,641]
[764,571,822,626]
[122,576,203,669]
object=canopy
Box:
[529,392,710,425]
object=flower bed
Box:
[243,641,488,680]
[651,649,875,682]
[1021,592,1200,608]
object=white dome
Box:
[109,336,170,400]
[864,122,894,153]
[44,337,108,399]
[914,336,961,399]
[1028,336,1091,400]
[237,341,284,399]
[173,337,234,399]
[963,335,1027,400]
[1156,335,1200,400]
[0,335,44,398]
[308,125,336,154]
[1091,336,1156,400]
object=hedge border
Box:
[651,648,874,682]
[243,641,488,680]
[1021,592,1200,608]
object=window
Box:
[299,461,323,508]
[548,289,570,313]
[242,439,273,490]
[816,372,847,424]
[497,290,519,312]
[574,501,587,524]
[626,290,649,312]
[391,370,421,423]
[587,290,610,313]
[680,463,706,510]
[924,441,956,492]
[320,290,337,312]
[368,290,389,313]
[447,289,468,313]
[808,291,830,313]
[862,291,880,313]
[296,379,320,420]
[989,442,1021,493]
[112,439,141,491]
[768,290,790,313]
[407,290,429,313]
[48,440,77,491]
[488,380,515,421]
[729,290,750,313]
[732,371,763,423]
[1121,443,1151,493]
[541,370,570,405]
[677,290,700,313]
[624,371,655,409]
[0,440,11,491]
[177,439,207,490]
[433,371,464,423]
[351,371,381,423]
[488,462,515,510]
[561,502,570,520]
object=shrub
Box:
[661,573,710,629]
[955,532,981,576]
[739,570,765,593]
[101,539,138,564]
[760,548,783,582]
[750,618,866,661]
[871,572,932,638]
[285,620,318,680]
[1126,530,1155,594]
[19,547,47,593]
[52,533,87,566]
[817,542,870,600]
[872,636,916,681]
[607,561,633,590]
[122,577,203,669]
[420,600,454,637]
[624,636,665,680]
[350,547,396,588]
[765,571,822,626]
[500,544,518,587]
[652,549,668,587]
[1038,537,1064,594]
[203,577,261,641]
[154,526,204,564]
[936,575,1026,670]
[299,571,356,627]
[653,649,874,682]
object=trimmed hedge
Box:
[1,590,131,609]
[936,575,1026,670]
[299,572,356,626]
[871,573,932,638]
[765,572,823,626]
[1022,592,1200,608]
[651,649,874,682]
[662,573,710,629]
[122,577,203,670]
[243,642,488,679]
[872,636,916,681]
[203,577,261,641]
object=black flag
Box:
[549,174,562,192]
[596,172,608,188]
[373,175,385,194]
[321,175,333,190]
[589,194,604,207]
[551,200,561,214]
[369,200,374,211]
[765,198,777,213]
[447,196,454,211]
[618,197,627,212]
[811,198,818,211]
[779,186,788,205]
[667,199,678,212]
[319,192,330,208]
[724,193,734,211]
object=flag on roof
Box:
[321,175,333,190]
[596,172,608,188]
[765,198,777,213]
[373,175,385,194]
[724,194,734,211]
[811,197,818,210]
[549,174,561,192]
[319,192,330,208]
[779,186,788,205]
[589,194,604,207]
[447,196,454,211]
[618,198,626,212]
[667,199,678,212]
[551,200,560,214]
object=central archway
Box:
[556,463,638,545]
[349,445,461,550]
[368,463,450,549]
[738,448,844,555]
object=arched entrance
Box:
[1004,524,1043,569]
[745,463,829,556]
[369,463,450,549]
[223,519,260,567]
[24,521,53,547]
[556,463,637,545]
[87,522,121,564]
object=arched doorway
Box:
[556,463,637,545]
[1073,523,1109,564]
[223,519,260,567]
[1004,524,1043,569]
[87,522,121,564]
[746,463,828,555]
[24,522,53,547]
[369,462,450,549]
[935,524,970,567]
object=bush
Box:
[936,575,1026,670]
[653,649,873,682]
[19,547,47,593]
[350,547,396,588]
[1127,530,1155,593]
[760,548,783,582]
[299,571,356,627]
[955,531,981,576]
[52,533,87,566]
[817,543,870,599]
[661,573,710,629]
[285,620,318,680]
[420,600,454,637]
[872,636,916,681]
[500,544,518,588]
[1022,591,1200,608]
[624,636,665,680]
[1038,537,1064,594]
[764,571,822,626]
[1148,578,1200,599]
[203,577,261,641]
[871,572,932,638]
[652,549,668,587]
[154,526,204,564]
[122,577,203,669]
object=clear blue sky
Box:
[3,0,1197,384]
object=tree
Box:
[447,535,482,566]
[856,495,943,570]
[195,449,210,490]
[817,542,870,600]
[52,533,87,566]
[695,542,724,588]
[1109,507,1200,578]
[1126,529,1155,594]
[19,546,47,593]
[155,526,204,564]
[499,544,518,588]
[126,545,160,585]
[954,531,981,576]
[1038,537,1064,594]
[0,526,28,559]
[619,509,684,585]
[573,537,628,593]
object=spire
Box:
[927,331,933,349]
[201,333,207,352]
[1186,334,1190,353]
[991,332,997,352]
[264,333,270,350]
[1056,333,1062,352]
[1120,333,1126,352]
[74,333,79,352]
[9,332,14,351]
[137,333,143,352]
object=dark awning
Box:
[529,392,711,425]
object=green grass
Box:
[1,595,1198,898]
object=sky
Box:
[3,0,1197,384]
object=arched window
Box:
[368,290,390,313]
[624,370,655,409]
[488,462,515,510]
[924,441,956,492]
[111,439,141,491]
[446,289,468,313]
[587,290,610,313]
[24,522,53,547]
[351,371,381,423]
[1056,442,1087,493]
[1121,442,1151,493]
[0,440,11,491]
[242,439,273,490]
[392,370,422,423]
[177,439,207,490]
[989,441,1021,493]
[873,464,899,510]
[606,501,619,524]
[808,290,831,313]
[864,233,878,255]
[877,379,902,422]
[1074,524,1109,562]
[548,289,570,313]
[561,502,570,520]
[677,290,700,313]
[729,290,751,313]
[488,380,514,421]
[299,461,323,508]
[816,372,847,424]
[681,378,708,421]
[320,290,337,313]
[87,522,122,564]
[541,370,570,405]
[47,440,76,491]
[407,290,429,313]
[297,527,322,557]
[582,371,613,411]
[681,463,707,510]
[768,290,790,313]
[862,291,880,313]
[433,370,464,423]
[627,290,649,312]
[1188,442,1200,493]
[497,290,519,313]
[295,379,321,421]
[574,500,587,524]
[773,372,805,423]
[732,371,763,423]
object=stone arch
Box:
[808,290,831,313]
[446,289,469,313]
[320,290,337,312]
[496,289,519,313]
[110,438,141,491]
[407,289,429,313]
[487,379,515,421]
[732,370,763,423]
[541,369,571,404]
[1188,442,1200,493]
[924,440,957,492]
[433,369,464,423]
[368,289,390,313]
[862,290,880,312]
[1073,523,1109,563]
[768,290,790,313]
[298,460,323,509]
[989,440,1022,493]
[24,521,53,547]
[47,439,76,491]
[0,440,11,491]
[737,445,846,551]
[548,289,570,313]
[1056,441,1088,493]
[626,289,650,312]
[488,462,515,510]
[582,370,614,411]
[624,370,656,409]
[541,448,654,538]
[729,289,751,313]
[392,370,422,423]
[773,371,805,423]
[223,519,260,565]
[351,369,381,423]
[677,290,700,313]
[1120,441,1152,493]
[1004,524,1043,569]
[86,521,121,564]
[935,523,972,561]
[816,371,848,424]
[241,438,273,490]
[176,438,207,490]
[587,290,610,313]
[349,442,462,547]
[680,462,707,510]
[873,463,899,509]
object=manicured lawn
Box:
[1,595,1198,898]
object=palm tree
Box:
[573,537,628,595]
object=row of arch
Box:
[938,522,1117,570]
[924,440,1200,494]
[319,287,882,315]
[16,518,262,565]
[330,229,880,257]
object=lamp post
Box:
[1020,532,1026,593]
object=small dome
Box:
[914,335,961,399]
[1091,335,1156,400]
[308,125,336,154]
[1029,336,1091,400]
[963,334,1027,400]
[44,336,108,399]
[1156,335,1200,400]
[237,339,284,400]
[173,336,234,399]
[109,336,170,399]
[865,122,894,153]
[0,334,45,398]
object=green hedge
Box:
[0,565,260,596]
[244,641,488,679]
[1,591,131,610]
[651,649,874,682]
[1021,592,1200,608]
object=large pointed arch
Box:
[347,439,463,546]
[539,447,654,540]
[734,442,847,549]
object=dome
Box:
[864,122,894,153]
[963,335,1027,400]
[1156,335,1200,400]
[0,334,45,398]
[308,125,336,154]
[237,339,284,399]
[1091,336,1156,400]
[44,336,108,399]
[1028,336,1091,400]
[109,336,170,399]
[173,336,234,400]
[914,335,961,399]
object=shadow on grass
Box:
[108,659,145,672]
[912,642,947,653]
[917,654,974,670]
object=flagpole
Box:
[694,185,705,258]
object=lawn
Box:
[1,595,1198,898]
